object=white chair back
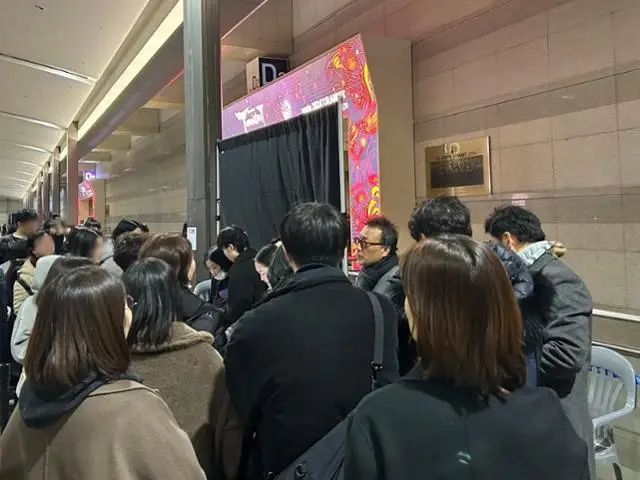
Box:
[588,346,636,429]
[194,280,211,302]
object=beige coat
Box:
[130,322,242,479]
[12,259,34,314]
[0,380,206,480]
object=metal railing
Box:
[593,309,640,325]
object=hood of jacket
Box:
[31,255,60,293]
[131,321,213,354]
[19,371,140,429]
[484,243,534,301]
[101,237,114,262]
[518,241,557,267]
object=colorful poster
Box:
[222,36,380,256]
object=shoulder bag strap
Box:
[364,291,384,391]
[16,275,33,296]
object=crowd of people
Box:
[0,196,594,479]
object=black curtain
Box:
[218,103,341,247]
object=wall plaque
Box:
[425,137,491,197]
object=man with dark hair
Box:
[408,195,472,240]
[356,216,414,374]
[225,202,398,478]
[113,232,150,272]
[101,218,149,277]
[0,209,40,273]
[409,197,542,382]
[485,205,594,479]
[216,225,265,323]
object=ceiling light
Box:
[78,0,184,140]
[0,52,95,85]
[0,140,51,154]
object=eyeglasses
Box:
[354,237,386,250]
[126,295,137,310]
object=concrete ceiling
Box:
[88,0,576,182]
[0,0,151,199]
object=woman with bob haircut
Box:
[344,235,589,480]
[139,233,223,337]
[0,265,206,480]
[125,258,242,479]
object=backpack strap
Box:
[364,291,384,391]
[15,276,33,297]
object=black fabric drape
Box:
[218,103,341,247]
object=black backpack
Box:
[270,290,385,480]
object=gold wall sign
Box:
[425,137,491,197]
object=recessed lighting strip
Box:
[78,0,184,140]
[0,52,96,85]
[0,140,51,154]
[0,110,65,130]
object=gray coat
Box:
[100,237,123,277]
[521,244,594,479]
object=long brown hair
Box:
[25,266,130,389]
[138,233,193,286]
[401,235,525,396]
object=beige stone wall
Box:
[0,198,23,224]
[413,0,640,316]
[104,111,187,234]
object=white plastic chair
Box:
[194,280,211,302]
[588,346,637,480]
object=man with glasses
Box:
[356,217,415,374]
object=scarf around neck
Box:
[357,254,399,291]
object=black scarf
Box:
[20,370,141,429]
[357,254,399,291]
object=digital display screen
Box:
[222,36,380,251]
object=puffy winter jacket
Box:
[485,242,542,387]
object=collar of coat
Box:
[131,321,213,354]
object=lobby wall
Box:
[0,198,23,224]
[104,110,187,234]
[412,0,640,316]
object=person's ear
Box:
[281,245,298,272]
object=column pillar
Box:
[37,174,44,217]
[42,160,51,218]
[51,148,60,215]
[66,124,79,225]
[184,0,221,279]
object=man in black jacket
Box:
[355,216,414,375]
[0,209,39,273]
[216,226,266,324]
[225,202,399,478]
[485,205,594,479]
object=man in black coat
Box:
[225,202,399,478]
[355,216,414,375]
[216,226,266,324]
[485,205,594,479]
[409,197,542,386]
[0,209,39,273]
